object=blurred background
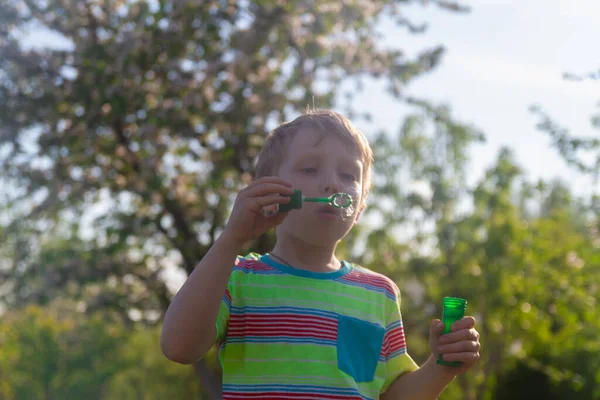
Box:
[1,0,599,399]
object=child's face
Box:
[275,128,364,246]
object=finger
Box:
[430,319,444,336]
[254,194,291,207]
[439,328,479,344]
[245,183,294,198]
[440,352,480,363]
[438,340,480,355]
[450,316,476,331]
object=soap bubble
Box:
[339,187,360,221]
[331,193,353,208]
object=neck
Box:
[270,235,340,273]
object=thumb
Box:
[429,319,444,353]
[430,319,444,337]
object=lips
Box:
[317,205,340,216]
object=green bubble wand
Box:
[278,190,353,212]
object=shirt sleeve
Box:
[215,253,261,343]
[381,282,419,392]
[215,286,231,343]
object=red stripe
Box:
[235,264,275,271]
[228,328,337,340]
[234,260,277,272]
[345,269,387,283]
[389,339,407,351]
[230,313,336,322]
[383,326,408,356]
[387,330,407,352]
[229,315,337,326]
[228,325,337,335]
[341,273,396,294]
[344,274,394,291]
[229,322,337,333]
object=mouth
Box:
[317,205,340,216]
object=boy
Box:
[161,109,480,399]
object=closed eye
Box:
[340,173,356,181]
[300,167,318,174]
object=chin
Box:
[291,224,353,246]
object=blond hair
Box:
[254,109,374,206]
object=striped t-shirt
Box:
[215,253,419,400]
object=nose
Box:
[321,171,340,195]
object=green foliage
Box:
[0,305,128,399]
[0,305,222,399]
[347,142,600,399]
[0,0,598,399]
[104,325,212,399]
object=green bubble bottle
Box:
[436,297,467,367]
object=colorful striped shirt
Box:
[215,253,419,399]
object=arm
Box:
[160,176,293,364]
[160,232,241,364]
[381,355,455,400]
[382,318,480,400]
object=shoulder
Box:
[231,253,280,275]
[340,262,400,300]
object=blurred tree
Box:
[0,0,472,396]
[0,304,218,400]
[0,304,128,399]
[105,325,221,399]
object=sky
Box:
[353,0,600,197]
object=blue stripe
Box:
[386,319,403,330]
[222,383,371,399]
[386,347,408,360]
[223,294,231,308]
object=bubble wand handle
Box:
[303,197,332,204]
[304,193,353,209]
[436,297,467,367]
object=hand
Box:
[429,317,480,375]
[222,176,293,246]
